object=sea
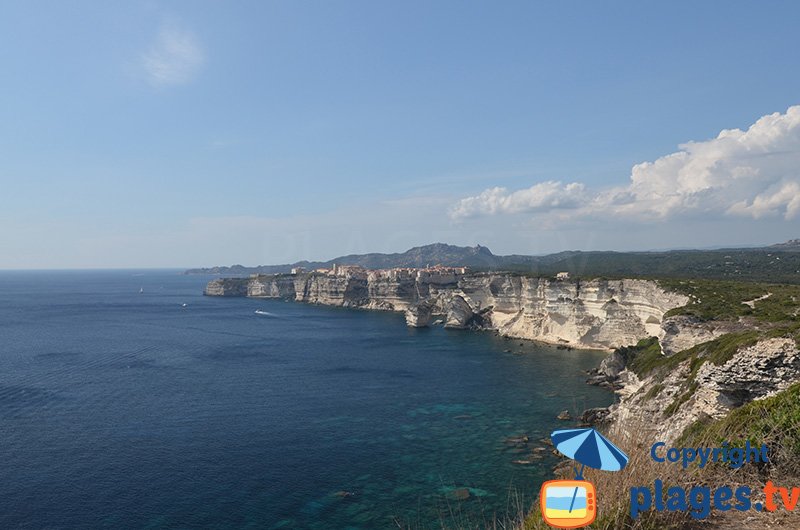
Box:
[0,270,613,529]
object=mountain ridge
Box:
[185,240,800,284]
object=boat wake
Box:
[254,310,278,317]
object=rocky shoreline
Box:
[588,336,800,443]
[204,270,800,474]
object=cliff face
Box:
[451,275,688,349]
[204,273,688,350]
[604,338,800,443]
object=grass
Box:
[616,337,664,378]
[625,331,763,380]
[495,248,800,285]
[658,279,800,323]
[615,332,764,418]
[679,382,800,467]
[642,383,665,401]
[520,418,696,529]
[664,381,699,417]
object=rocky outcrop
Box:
[660,315,726,355]
[405,300,434,327]
[204,278,250,296]
[204,273,689,351]
[247,275,296,298]
[444,295,475,329]
[604,337,800,443]
[695,338,800,408]
[579,407,610,426]
[586,350,627,388]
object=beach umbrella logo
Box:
[540,427,629,529]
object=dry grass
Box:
[519,418,692,530]
[516,387,800,530]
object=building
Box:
[556,272,570,280]
[290,267,306,275]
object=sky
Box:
[1,1,800,269]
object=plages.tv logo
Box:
[540,427,629,529]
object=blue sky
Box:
[2,1,800,268]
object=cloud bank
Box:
[451,105,800,222]
[142,24,204,87]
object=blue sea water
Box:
[0,270,612,529]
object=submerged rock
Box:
[333,490,356,498]
[556,410,572,421]
[447,488,471,501]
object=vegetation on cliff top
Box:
[658,278,800,322]
[679,382,800,468]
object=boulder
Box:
[578,407,610,426]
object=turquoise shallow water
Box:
[0,270,612,529]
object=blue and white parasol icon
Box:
[550,427,629,515]
[551,427,629,479]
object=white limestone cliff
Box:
[205,273,689,351]
[603,338,800,443]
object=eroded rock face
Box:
[204,278,249,296]
[605,338,800,443]
[660,316,725,355]
[598,351,627,379]
[405,300,434,327]
[695,338,800,408]
[586,350,627,388]
[579,407,610,426]
[204,274,689,350]
[247,275,296,298]
[444,295,474,329]
[454,277,688,349]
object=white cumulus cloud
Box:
[450,105,800,222]
[449,181,587,219]
[141,25,204,87]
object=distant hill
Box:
[185,240,800,284]
[770,238,800,250]
[186,243,510,275]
